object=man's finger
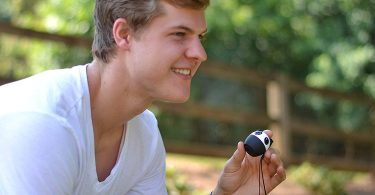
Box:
[224,141,246,172]
[263,129,273,138]
[269,166,287,190]
[267,153,282,176]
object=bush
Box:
[166,166,194,195]
[288,162,355,195]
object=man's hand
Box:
[212,130,286,195]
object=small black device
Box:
[244,130,273,157]
[244,130,274,195]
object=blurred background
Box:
[1,0,374,194]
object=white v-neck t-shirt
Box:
[0,65,167,195]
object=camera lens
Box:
[264,137,269,145]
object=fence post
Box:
[267,74,291,165]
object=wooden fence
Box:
[157,61,375,172]
[1,21,374,172]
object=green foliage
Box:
[0,34,91,79]
[6,0,94,36]
[202,0,375,134]
[166,166,194,195]
[204,0,375,94]
[288,162,355,195]
[293,93,372,132]
[0,0,93,79]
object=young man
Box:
[0,0,286,194]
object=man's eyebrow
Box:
[172,25,208,35]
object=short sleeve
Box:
[0,112,79,195]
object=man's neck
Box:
[86,59,152,139]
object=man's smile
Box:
[171,68,191,76]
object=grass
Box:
[167,153,227,170]
[166,153,226,195]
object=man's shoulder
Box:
[0,65,88,116]
[0,111,72,132]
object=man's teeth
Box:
[172,68,191,76]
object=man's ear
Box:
[113,18,132,49]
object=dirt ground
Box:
[166,154,375,195]
[166,154,312,195]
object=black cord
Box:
[258,156,261,195]
[259,154,267,195]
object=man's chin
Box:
[161,95,190,104]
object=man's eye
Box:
[174,32,186,37]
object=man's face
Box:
[126,1,207,103]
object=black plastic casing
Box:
[244,131,273,157]
[244,135,266,157]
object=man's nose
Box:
[185,37,207,63]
